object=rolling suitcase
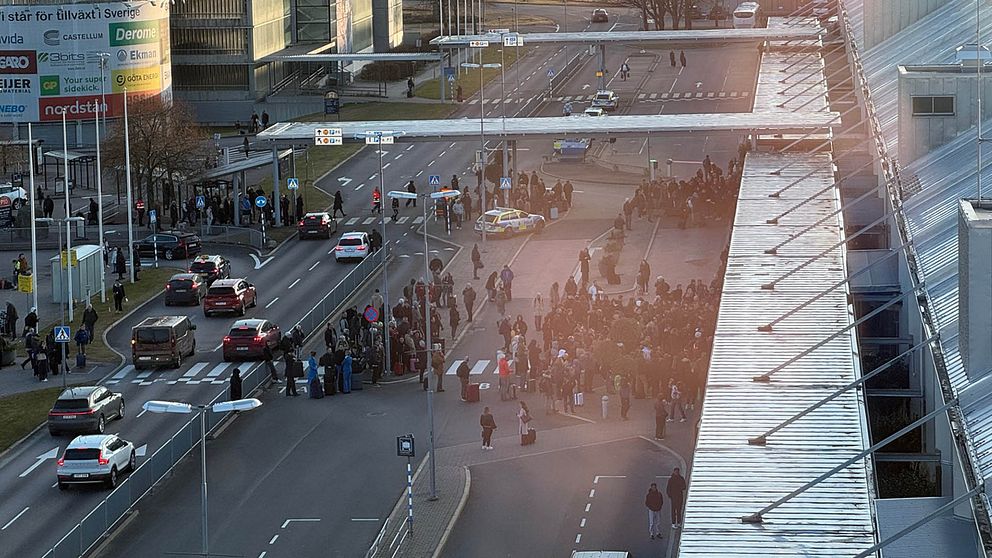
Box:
[522,427,536,445]
[76,352,86,369]
[573,392,584,407]
[466,383,480,402]
[309,377,324,399]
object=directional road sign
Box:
[241,197,251,211]
[255,196,268,208]
[500,176,512,190]
[287,177,299,190]
[54,326,71,343]
[548,68,556,78]
[469,40,490,48]
[428,175,441,186]
[314,128,343,137]
[366,134,394,145]
[503,35,522,47]
[315,136,342,146]
[195,195,205,209]
[148,209,157,223]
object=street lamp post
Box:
[27,123,38,313]
[143,398,262,557]
[387,189,459,501]
[123,88,136,284]
[461,61,501,251]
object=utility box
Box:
[50,244,103,304]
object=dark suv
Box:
[48,386,125,436]
[298,212,338,239]
[189,255,231,284]
[136,231,201,260]
[204,279,257,316]
[165,273,207,306]
[223,319,281,361]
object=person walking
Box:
[81,303,98,339]
[679,50,687,68]
[462,283,477,321]
[499,264,514,301]
[229,368,243,401]
[485,271,498,302]
[284,355,299,396]
[480,406,497,449]
[405,180,417,206]
[620,377,632,420]
[670,50,677,67]
[667,468,686,529]
[264,346,279,382]
[333,191,346,218]
[35,349,49,382]
[112,280,127,312]
[645,483,664,540]
[518,400,533,445]
[23,307,37,337]
[654,394,669,439]
[471,243,483,279]
[457,358,471,400]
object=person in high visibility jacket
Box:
[135,198,146,226]
[372,187,382,214]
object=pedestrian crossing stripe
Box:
[650,93,658,99]
[706,92,715,98]
[468,99,478,104]
[563,96,572,102]
[444,359,492,375]
[718,92,726,98]
[107,365,134,385]
[660,93,668,99]
[396,216,410,224]
[695,92,703,98]
[730,91,738,97]
[672,92,680,98]
[345,217,360,225]
[638,93,646,99]
[362,217,376,225]
[413,216,425,224]
[742,91,750,97]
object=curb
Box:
[539,160,644,186]
[432,466,471,558]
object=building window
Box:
[911,96,954,116]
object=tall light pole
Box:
[461,61,501,250]
[143,398,262,557]
[27,123,38,312]
[94,92,106,302]
[387,189,459,501]
[97,53,109,138]
[123,88,136,284]
[60,112,76,322]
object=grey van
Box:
[131,316,196,369]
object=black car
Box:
[136,231,201,260]
[165,273,207,305]
[298,212,338,239]
[188,255,231,284]
[48,386,125,436]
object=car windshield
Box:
[734,10,754,17]
[190,262,216,272]
[53,398,90,411]
[595,93,612,100]
[228,328,257,337]
[208,286,236,296]
[135,328,170,343]
[169,279,193,288]
[340,238,363,246]
[63,448,101,461]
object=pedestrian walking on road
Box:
[480,406,497,449]
[646,483,664,540]
[229,368,243,401]
[654,394,669,439]
[458,358,471,400]
[679,50,687,68]
[333,191,346,218]
[406,181,417,206]
[667,468,686,529]
[462,284,477,321]
[391,197,400,221]
[471,243,483,279]
[670,50,676,67]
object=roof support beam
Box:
[780,74,851,110]
[765,160,878,226]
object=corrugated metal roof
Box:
[430,27,823,47]
[677,151,876,557]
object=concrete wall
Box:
[863,0,950,50]
[958,200,992,383]
[373,0,404,51]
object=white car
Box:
[590,90,619,112]
[56,434,136,489]
[333,231,371,262]
[475,207,546,238]
[0,183,27,209]
[583,107,606,117]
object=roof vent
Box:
[955,43,992,67]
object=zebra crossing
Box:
[555,91,749,102]
[106,362,250,387]
[341,215,423,226]
[466,96,538,105]
[443,359,497,376]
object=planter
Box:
[1,349,16,367]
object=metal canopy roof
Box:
[258,52,443,63]
[194,149,294,181]
[431,27,823,47]
[257,112,838,146]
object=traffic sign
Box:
[314,128,343,137]
[503,35,522,47]
[500,176,512,190]
[54,326,70,344]
[448,75,456,83]
[315,136,343,146]
[428,175,441,186]
[241,197,251,211]
[17,273,32,294]
[149,209,157,223]
[469,40,490,48]
[255,196,268,208]
[195,195,205,209]
[547,68,556,78]
[366,134,394,145]
[364,306,379,323]
[287,177,300,190]
[488,28,511,34]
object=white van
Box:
[732,1,761,28]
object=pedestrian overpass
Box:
[430,27,824,47]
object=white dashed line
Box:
[580,518,586,528]
[382,162,391,169]
[438,150,446,157]
[308,261,320,271]
[585,503,591,512]
[589,489,595,498]
[2,507,29,531]
[269,535,279,545]
[406,145,414,151]
[368,174,377,180]
[448,142,456,148]
[288,279,301,289]
[575,534,582,544]
[355,183,365,191]
[428,160,435,166]
[416,170,423,177]
[394,153,403,160]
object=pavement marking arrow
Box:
[337,177,353,187]
[20,447,59,478]
[135,444,147,458]
[250,254,274,269]
[282,518,321,528]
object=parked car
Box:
[333,232,371,262]
[56,434,136,489]
[188,254,231,284]
[591,8,609,22]
[475,207,546,238]
[223,318,281,361]
[48,386,125,436]
[0,183,28,209]
[590,90,619,111]
[164,273,207,306]
[135,231,201,260]
[298,212,338,239]
[203,279,257,317]
[131,316,197,369]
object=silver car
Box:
[56,434,136,489]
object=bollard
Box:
[601,395,609,420]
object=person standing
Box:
[43,194,55,219]
[23,307,37,337]
[578,248,591,287]
[645,483,664,540]
[448,300,460,337]
[462,283,477,322]
[333,191,346,218]
[432,348,445,392]
[620,377,632,420]
[679,50,687,68]
[533,292,544,332]
[480,406,497,449]
[284,355,299,396]
[457,358,471,400]
[517,400,532,445]
[4,301,17,338]
[471,243,483,279]
[229,368,243,401]
[115,250,127,280]
[670,50,676,67]
[499,264,514,301]
[112,280,127,312]
[320,348,337,395]
[654,394,669,440]
[324,322,337,350]
[81,303,98,339]
[341,350,353,393]
[667,468,686,529]
[498,351,511,401]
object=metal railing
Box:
[198,224,265,249]
[40,247,385,558]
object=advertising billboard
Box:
[0,1,171,123]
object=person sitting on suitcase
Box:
[457,358,471,401]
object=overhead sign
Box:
[488,28,511,34]
[548,68,556,78]
[428,175,441,186]
[287,177,299,190]
[503,35,522,47]
[195,195,205,209]
[366,134,394,145]
[0,1,173,123]
[54,326,71,343]
[500,176,512,190]
[469,40,490,48]
[314,128,342,137]
[315,136,342,146]
[255,195,267,208]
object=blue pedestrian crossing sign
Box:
[287,177,299,190]
[547,68,556,78]
[255,196,268,208]
[500,176,512,190]
[240,197,251,211]
[54,326,71,343]
[195,195,206,209]
[428,175,441,186]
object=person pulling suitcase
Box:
[457,358,471,401]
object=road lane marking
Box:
[19,447,59,478]
[2,507,29,530]
[593,475,626,483]
[416,170,423,177]
[266,297,280,308]
[345,218,359,225]
[406,145,414,151]
[396,216,409,224]
[575,534,581,544]
[469,360,490,375]
[448,142,456,148]
[445,359,465,375]
[288,278,301,289]
[589,489,595,498]
[282,518,321,528]
[363,217,376,225]
[269,535,279,545]
[413,216,424,224]
[309,261,320,271]
[382,162,391,169]
[250,254,273,269]
[182,362,209,380]
[355,183,366,191]
[206,363,229,379]
[580,518,586,528]
[585,503,591,512]
[428,160,435,166]
[439,150,447,157]
[394,153,403,160]
[137,408,148,418]
[369,173,378,180]
[351,518,379,521]
[258,553,266,558]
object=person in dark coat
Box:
[333,191,346,218]
[43,195,54,219]
[131,246,141,281]
[23,307,38,336]
[284,355,299,396]
[320,349,337,395]
[324,322,337,349]
[471,244,483,279]
[448,298,460,337]
[229,368,243,401]
[295,195,304,222]
[458,358,471,400]
[462,284,477,322]
[264,346,278,382]
[667,467,687,528]
[645,483,664,540]
[112,280,126,312]
[81,304,98,339]
[480,406,496,449]
[4,301,17,338]
[115,250,127,280]
[679,50,686,68]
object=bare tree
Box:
[102,96,207,211]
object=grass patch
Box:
[416,46,530,101]
[0,386,64,452]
